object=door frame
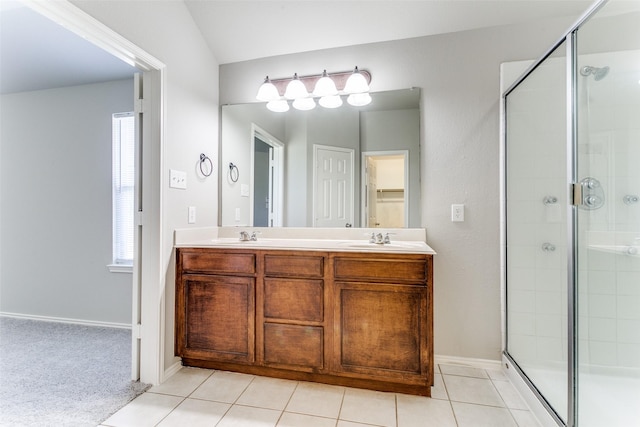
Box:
[361,150,409,228]
[25,0,166,385]
[312,144,355,228]
[250,124,284,227]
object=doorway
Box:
[251,126,284,227]
[362,151,408,228]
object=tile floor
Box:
[100,364,541,427]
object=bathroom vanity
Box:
[174,228,435,396]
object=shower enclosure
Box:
[503,1,639,426]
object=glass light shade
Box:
[347,93,372,107]
[266,100,289,112]
[319,95,343,109]
[313,70,338,97]
[284,74,308,99]
[256,77,280,101]
[292,97,316,111]
[343,67,369,94]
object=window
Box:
[110,112,135,271]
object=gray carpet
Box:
[0,317,150,426]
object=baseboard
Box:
[163,360,183,383]
[0,311,131,329]
[435,354,502,370]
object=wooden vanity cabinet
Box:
[175,249,256,364]
[175,247,433,396]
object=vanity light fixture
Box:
[319,95,343,108]
[256,67,372,112]
[284,73,309,99]
[343,66,370,94]
[256,76,280,102]
[266,99,290,112]
[313,70,338,97]
[292,97,316,111]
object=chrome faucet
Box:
[239,231,259,241]
[369,232,391,245]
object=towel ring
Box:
[229,162,239,183]
[199,153,213,177]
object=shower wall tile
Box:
[618,272,640,295]
[617,343,640,368]
[535,292,562,315]
[589,294,617,318]
[617,295,640,319]
[589,341,618,366]
[587,270,617,294]
[588,317,617,342]
[617,320,640,344]
[536,315,562,338]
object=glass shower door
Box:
[575,4,640,425]
[505,41,569,423]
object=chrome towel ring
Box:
[199,153,213,177]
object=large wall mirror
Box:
[220,88,421,228]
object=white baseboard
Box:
[435,354,503,370]
[163,360,184,383]
[0,311,131,329]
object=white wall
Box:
[0,79,134,325]
[219,17,580,361]
[71,0,220,371]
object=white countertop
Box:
[174,227,436,255]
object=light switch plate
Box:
[169,169,187,189]
[188,206,196,224]
[240,184,249,197]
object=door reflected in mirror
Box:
[220,88,421,228]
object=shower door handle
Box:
[573,177,605,210]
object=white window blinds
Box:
[112,112,135,265]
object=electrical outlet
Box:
[169,169,187,189]
[188,206,196,224]
[451,204,465,222]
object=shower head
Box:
[580,65,610,81]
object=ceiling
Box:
[0,0,597,94]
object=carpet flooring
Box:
[0,317,150,426]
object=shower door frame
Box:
[501,1,608,426]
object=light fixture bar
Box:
[266,69,371,97]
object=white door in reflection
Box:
[313,144,354,227]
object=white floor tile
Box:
[487,368,509,381]
[443,375,505,406]
[150,367,212,397]
[439,364,489,378]
[216,404,282,427]
[101,392,183,427]
[493,379,529,410]
[396,393,456,427]
[157,398,230,426]
[236,376,298,410]
[285,381,345,418]
[431,373,449,400]
[337,421,385,427]
[339,388,397,427]
[277,412,338,427]
[510,409,542,427]
[191,370,254,403]
[452,402,518,427]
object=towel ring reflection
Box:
[229,162,239,183]
[199,153,213,177]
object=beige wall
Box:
[219,17,580,361]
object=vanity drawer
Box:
[179,249,256,275]
[334,256,427,283]
[264,278,323,322]
[263,323,324,370]
[264,254,324,278]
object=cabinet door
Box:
[333,281,429,384]
[179,274,255,364]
